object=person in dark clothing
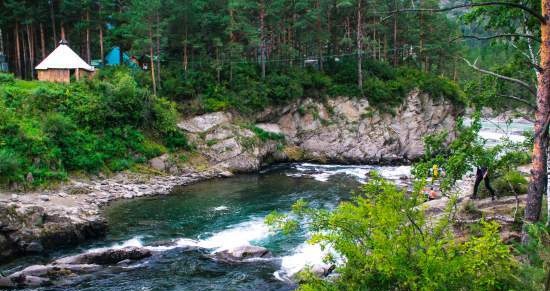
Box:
[471,166,497,200]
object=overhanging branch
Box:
[451,34,540,43]
[381,2,546,24]
[497,94,536,109]
[462,57,538,97]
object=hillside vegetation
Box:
[0,62,462,188]
[0,71,187,188]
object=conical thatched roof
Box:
[35,41,94,71]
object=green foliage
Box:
[413,113,488,191]
[267,174,520,290]
[0,70,187,187]
[250,126,285,142]
[0,73,15,85]
[515,223,550,291]
[163,59,463,115]
[492,170,528,197]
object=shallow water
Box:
[2,164,412,291]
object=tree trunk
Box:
[0,28,4,55]
[26,24,34,78]
[15,22,22,77]
[259,0,266,79]
[40,23,46,60]
[393,0,398,66]
[155,10,161,89]
[99,24,104,66]
[22,26,28,79]
[148,22,157,96]
[86,9,91,63]
[356,0,363,91]
[50,0,57,45]
[523,0,550,243]
[316,0,323,71]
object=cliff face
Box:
[178,91,458,171]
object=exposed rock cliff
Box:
[178,91,458,171]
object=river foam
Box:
[95,216,274,254]
[286,163,411,184]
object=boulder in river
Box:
[54,246,152,265]
[213,245,272,262]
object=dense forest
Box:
[0,1,549,290]
[0,0,460,79]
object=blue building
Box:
[0,53,8,72]
[105,47,139,68]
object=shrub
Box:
[0,73,15,84]
[267,174,520,290]
[201,84,231,112]
[250,126,285,142]
[164,130,190,150]
[490,170,528,197]
[0,69,187,187]
[0,149,24,184]
[151,97,179,135]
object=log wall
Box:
[37,69,70,83]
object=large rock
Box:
[54,246,152,265]
[213,245,273,262]
[0,203,107,262]
[149,154,169,171]
[275,92,457,163]
[180,92,458,172]
[178,112,232,133]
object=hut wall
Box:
[76,69,95,80]
[37,69,70,83]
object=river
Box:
[0,117,531,290]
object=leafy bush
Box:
[492,170,528,197]
[0,69,188,187]
[267,174,520,290]
[0,73,15,84]
[0,149,23,185]
[250,126,285,142]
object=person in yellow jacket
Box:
[431,164,439,184]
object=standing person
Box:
[431,164,439,185]
[471,166,497,200]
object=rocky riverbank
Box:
[0,92,459,264]
[0,169,230,262]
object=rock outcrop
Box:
[179,112,282,172]
[0,247,152,288]
[0,203,107,261]
[213,245,273,262]
[0,170,225,263]
[178,91,458,169]
[54,246,152,265]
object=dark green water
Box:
[5,164,409,291]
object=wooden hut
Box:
[35,40,95,83]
